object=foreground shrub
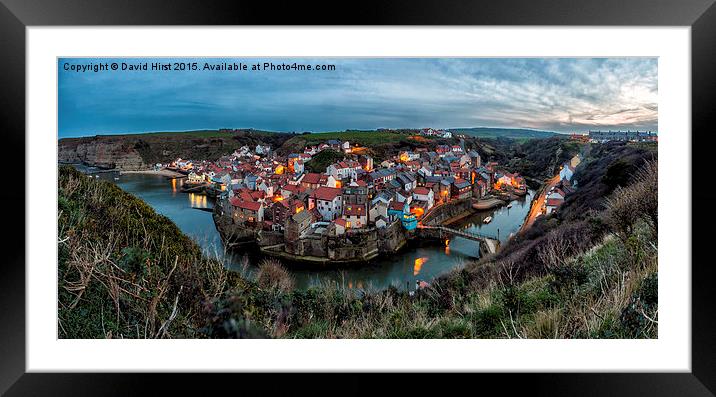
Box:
[604,160,658,241]
[255,259,295,292]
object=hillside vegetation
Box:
[304,150,345,173]
[466,136,583,182]
[58,165,244,338]
[60,127,568,172]
[58,129,295,169]
[59,138,658,339]
[492,141,657,286]
[277,130,449,162]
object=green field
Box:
[450,127,558,140]
[298,130,409,145]
[278,130,423,158]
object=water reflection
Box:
[459,191,535,243]
[189,193,207,208]
[413,257,428,276]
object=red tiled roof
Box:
[312,186,341,201]
[546,198,564,207]
[334,160,361,169]
[229,197,262,211]
[334,218,348,227]
[343,205,365,216]
[390,201,406,211]
[238,200,262,211]
[302,173,323,185]
[413,187,431,195]
[238,191,253,202]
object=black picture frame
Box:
[1,0,713,395]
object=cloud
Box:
[58,57,658,137]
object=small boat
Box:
[114,177,119,180]
[483,216,492,223]
[507,203,513,209]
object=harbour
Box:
[74,166,533,291]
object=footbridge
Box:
[417,225,500,255]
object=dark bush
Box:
[470,305,503,337]
[602,160,633,190]
[619,272,658,338]
[255,259,294,292]
[549,264,588,292]
[117,247,152,276]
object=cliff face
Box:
[58,137,146,170]
[58,130,294,171]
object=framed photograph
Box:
[3,0,714,394]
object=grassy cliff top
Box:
[58,165,243,338]
[450,127,559,140]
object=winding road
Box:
[520,174,560,233]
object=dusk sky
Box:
[58,57,658,138]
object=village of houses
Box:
[164,128,577,263]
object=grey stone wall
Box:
[421,199,474,225]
